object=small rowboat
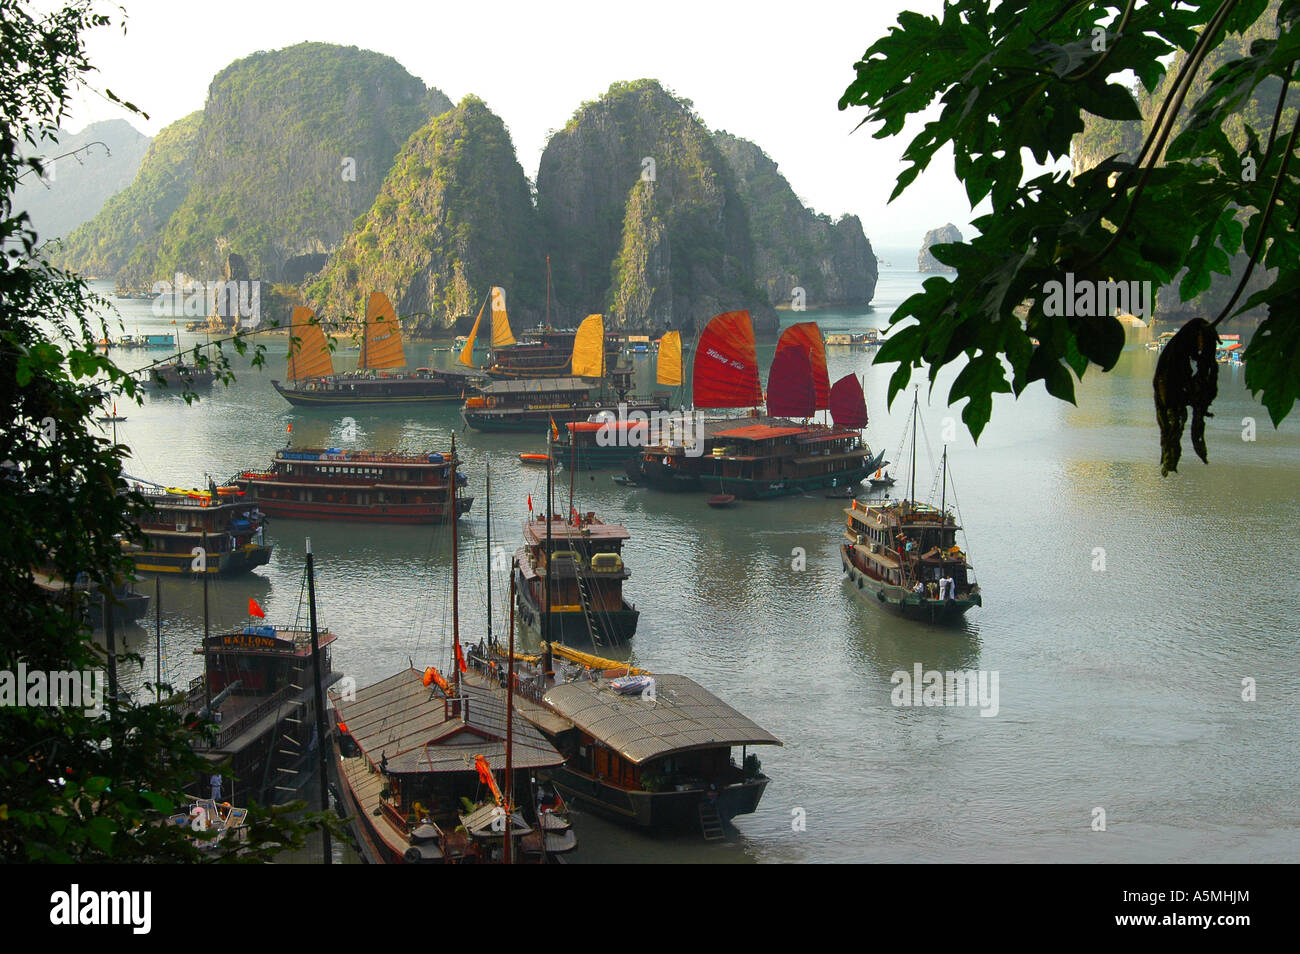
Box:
[707,493,737,509]
[519,453,550,465]
[825,487,857,499]
[97,415,128,423]
[610,674,654,696]
[611,475,638,487]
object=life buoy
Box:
[594,401,601,408]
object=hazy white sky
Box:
[63,0,980,249]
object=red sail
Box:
[829,374,868,429]
[692,311,762,409]
[776,322,829,410]
[766,346,816,418]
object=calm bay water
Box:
[96,269,1300,863]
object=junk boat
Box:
[839,391,981,622]
[513,511,639,645]
[128,480,271,575]
[465,642,780,835]
[462,313,667,432]
[185,621,342,806]
[456,272,619,381]
[329,436,568,863]
[626,317,884,497]
[271,295,478,406]
[232,446,472,524]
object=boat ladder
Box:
[698,800,724,841]
[575,573,604,649]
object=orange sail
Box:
[571,314,606,378]
[777,321,829,410]
[459,296,487,367]
[286,306,334,380]
[362,292,405,370]
[656,330,682,386]
[693,311,762,409]
[490,286,515,348]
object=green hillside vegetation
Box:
[305,96,539,328]
[53,112,201,280]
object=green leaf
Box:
[1243,289,1300,427]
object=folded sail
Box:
[286,306,334,380]
[656,330,682,386]
[777,321,829,410]
[490,286,515,348]
[571,314,606,378]
[693,311,762,409]
[363,292,405,370]
[766,345,816,417]
[829,373,868,429]
[459,296,487,367]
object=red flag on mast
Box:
[455,641,467,674]
[248,598,265,618]
[527,493,533,513]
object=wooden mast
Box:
[485,462,493,647]
[451,432,460,697]
[305,536,332,865]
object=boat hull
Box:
[629,456,876,500]
[272,379,465,407]
[840,546,981,622]
[514,574,639,643]
[552,441,641,470]
[134,544,272,575]
[462,399,666,434]
[239,495,472,525]
[544,767,769,829]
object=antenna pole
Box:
[305,537,332,865]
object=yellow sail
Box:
[363,291,405,370]
[490,286,515,348]
[571,314,606,378]
[656,330,682,386]
[286,306,334,380]
[459,297,486,367]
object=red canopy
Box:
[692,311,762,409]
[829,374,868,429]
[766,345,817,418]
[776,322,829,410]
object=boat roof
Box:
[478,376,593,395]
[522,515,630,545]
[542,673,780,765]
[713,424,808,440]
[274,448,453,467]
[329,668,564,775]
